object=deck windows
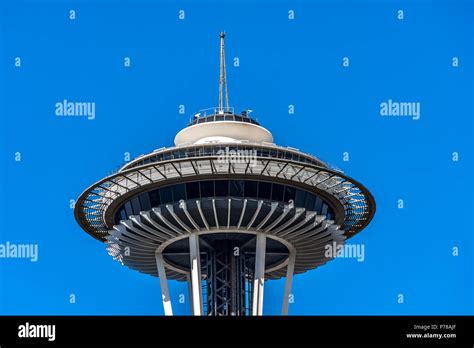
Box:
[115,179,335,224]
[186,182,200,199]
[160,186,173,204]
[230,180,244,197]
[200,181,214,198]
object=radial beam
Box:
[189,233,203,316]
[281,249,296,315]
[155,251,173,316]
[252,233,266,316]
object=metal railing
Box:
[188,106,260,126]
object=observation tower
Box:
[74,32,376,316]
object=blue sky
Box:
[0,0,473,315]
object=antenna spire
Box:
[218,32,229,114]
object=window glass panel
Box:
[160,186,173,204]
[258,181,272,199]
[305,194,316,212]
[200,181,214,198]
[295,189,307,207]
[120,209,127,221]
[283,186,296,203]
[187,148,196,157]
[314,197,323,212]
[149,189,161,207]
[173,184,186,201]
[131,197,141,214]
[139,193,151,211]
[321,203,328,215]
[124,201,133,217]
[186,182,200,199]
[245,181,258,198]
[230,180,244,197]
[215,180,229,196]
[271,183,284,201]
[114,211,121,224]
[327,211,334,221]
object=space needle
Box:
[74,32,376,316]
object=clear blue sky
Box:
[0,0,472,315]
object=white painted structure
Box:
[174,120,273,146]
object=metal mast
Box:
[218,32,229,114]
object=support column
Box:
[155,251,173,316]
[281,249,296,315]
[252,233,266,316]
[186,273,194,315]
[189,233,203,316]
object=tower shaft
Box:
[204,240,249,316]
